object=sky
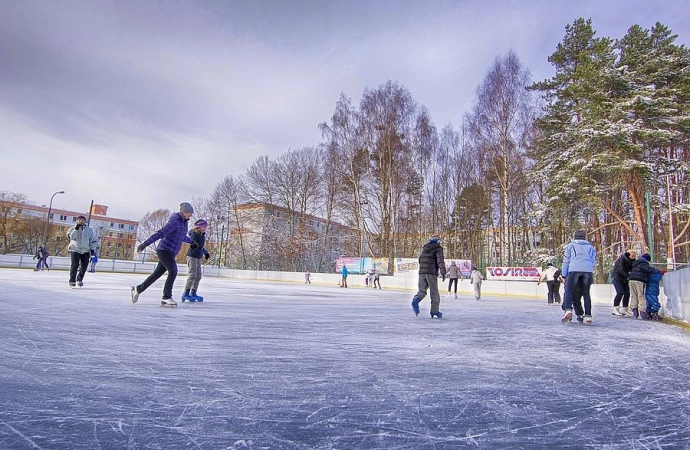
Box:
[1,0,688,221]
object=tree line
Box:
[3,18,688,281]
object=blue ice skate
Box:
[431,311,443,319]
[181,290,196,302]
[411,296,420,316]
[191,290,203,302]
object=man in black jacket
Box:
[411,235,447,318]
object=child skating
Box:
[182,219,210,302]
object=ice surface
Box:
[1,268,689,449]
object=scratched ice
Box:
[1,268,689,449]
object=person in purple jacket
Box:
[131,202,196,307]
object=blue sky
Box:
[1,0,688,220]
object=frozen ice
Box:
[1,268,689,449]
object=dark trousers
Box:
[612,279,630,307]
[563,272,593,316]
[546,281,561,303]
[69,252,90,283]
[136,250,178,299]
[448,278,458,293]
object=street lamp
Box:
[664,171,677,269]
[42,190,65,247]
[217,216,226,268]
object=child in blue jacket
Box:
[645,271,663,321]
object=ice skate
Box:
[130,286,140,304]
[640,311,649,320]
[411,296,420,316]
[181,290,191,302]
[430,311,443,319]
[77,281,83,287]
[454,294,457,299]
[161,297,177,308]
[191,290,203,302]
[561,310,572,324]
[632,308,639,319]
[584,315,593,325]
[621,307,632,317]
[576,315,584,324]
[612,306,622,316]
[69,282,76,288]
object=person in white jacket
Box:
[537,263,563,305]
[66,215,97,288]
[470,266,485,301]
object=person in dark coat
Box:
[182,219,210,302]
[611,250,636,316]
[628,253,660,320]
[131,203,196,307]
[411,235,446,318]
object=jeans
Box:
[69,252,90,283]
[563,272,593,316]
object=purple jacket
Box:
[143,212,192,255]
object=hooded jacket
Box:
[186,229,210,259]
[448,263,459,279]
[629,257,658,283]
[418,240,446,277]
[67,225,97,254]
[561,238,596,277]
[143,212,193,255]
[612,252,634,283]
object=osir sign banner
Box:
[486,266,541,281]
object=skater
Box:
[411,235,446,318]
[304,269,311,284]
[470,266,484,300]
[447,261,459,299]
[33,245,45,271]
[560,230,596,324]
[552,267,563,304]
[373,270,381,289]
[611,250,636,316]
[131,203,196,307]
[628,253,660,320]
[537,263,559,305]
[66,216,97,287]
[182,219,211,302]
[340,265,348,288]
[645,271,664,321]
[88,251,98,273]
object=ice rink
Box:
[1,268,689,449]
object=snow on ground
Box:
[1,268,689,449]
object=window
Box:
[119,223,124,229]
[72,217,77,222]
[60,215,67,221]
[49,213,54,219]
[110,222,114,227]
[115,252,121,258]
[118,233,122,238]
[116,243,122,248]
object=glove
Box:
[441,274,446,282]
[189,242,199,249]
[75,223,83,231]
[204,254,210,260]
[90,249,95,256]
[137,243,147,253]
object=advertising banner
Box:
[335,257,390,275]
[486,266,541,281]
[447,259,472,278]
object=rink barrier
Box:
[2,253,685,324]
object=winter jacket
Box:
[561,239,596,277]
[470,269,484,284]
[448,264,459,279]
[67,225,97,254]
[645,271,663,297]
[418,241,446,277]
[341,266,348,277]
[612,253,634,283]
[539,266,558,282]
[143,212,193,255]
[629,258,658,283]
[186,229,210,259]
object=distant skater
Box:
[411,235,446,318]
[470,266,485,301]
[373,270,381,289]
[537,263,559,305]
[131,203,196,307]
[66,215,97,287]
[182,219,210,302]
[304,269,311,284]
[33,245,46,271]
[88,252,98,273]
[340,265,348,288]
[447,261,459,299]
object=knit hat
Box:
[641,253,651,261]
[573,230,586,240]
[429,234,441,243]
[77,215,86,221]
[179,202,194,214]
[194,219,208,228]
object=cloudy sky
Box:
[1,0,688,221]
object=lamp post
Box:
[217,216,226,268]
[42,190,65,247]
[665,171,676,269]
